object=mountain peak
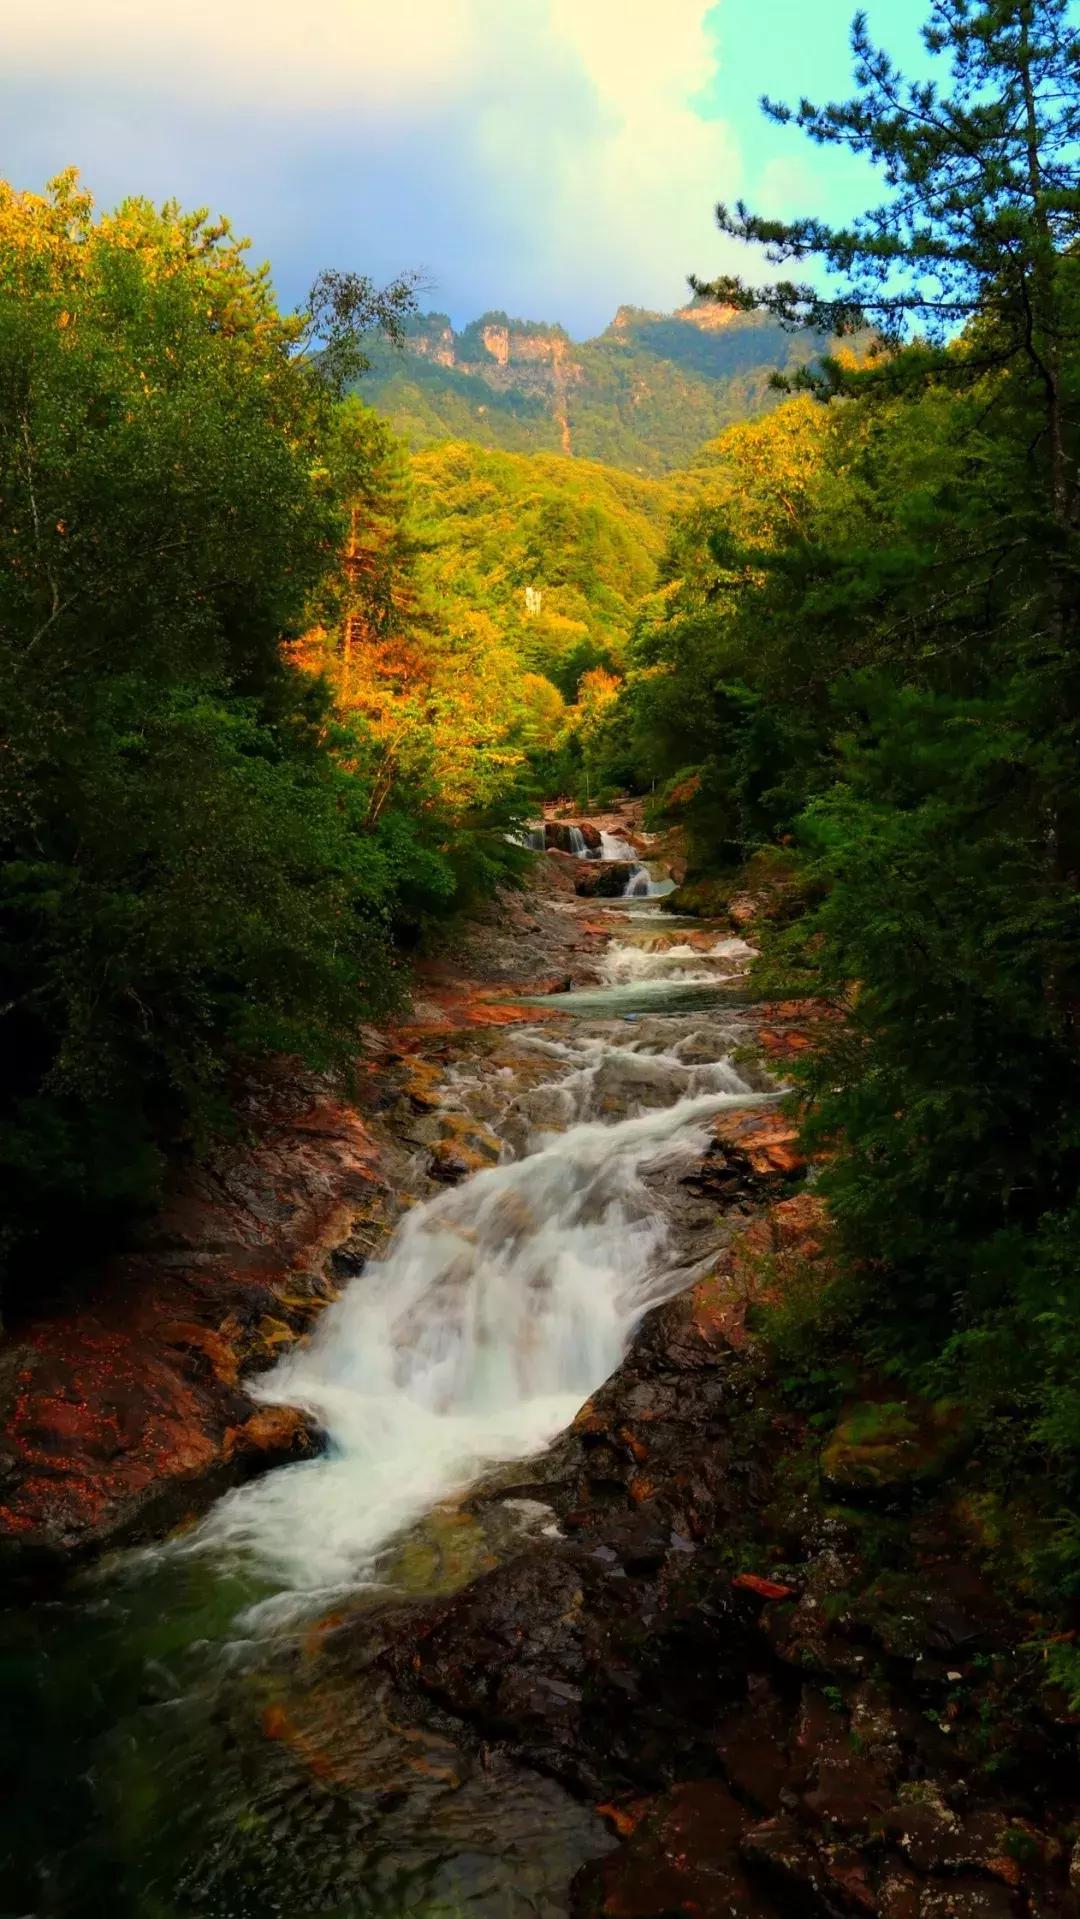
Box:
[362,301,820,475]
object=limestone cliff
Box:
[358,301,823,475]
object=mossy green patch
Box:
[820,1397,969,1497]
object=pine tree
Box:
[694,0,1080,527]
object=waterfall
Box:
[623,862,675,899]
[193,1070,769,1603]
[599,830,637,861]
[525,825,546,851]
[600,936,755,988]
[595,830,674,894]
[567,826,587,855]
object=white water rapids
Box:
[599,830,638,861]
[183,934,770,1615]
[597,833,676,898]
[599,936,756,988]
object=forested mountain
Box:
[358,300,822,473]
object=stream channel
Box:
[1,882,779,1918]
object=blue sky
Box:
[6,0,929,337]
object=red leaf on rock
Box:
[732,1572,795,1601]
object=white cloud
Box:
[461,0,745,319]
[8,0,485,107]
[4,0,748,331]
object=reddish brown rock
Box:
[794,1686,896,1831]
[878,1795,1038,1886]
[573,1781,772,1917]
[730,1192,829,1287]
[0,1066,384,1564]
[676,1194,830,1354]
[878,1876,1016,1918]
[756,997,840,1060]
[733,1571,796,1601]
[712,1680,793,1813]
[428,1114,504,1183]
[396,984,564,1033]
[711,1106,807,1179]
[574,861,637,898]
[740,1815,878,1914]
[545,821,602,853]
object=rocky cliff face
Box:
[363,301,822,474]
[416,313,582,391]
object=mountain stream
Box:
[1,885,779,1917]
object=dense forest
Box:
[599,0,1080,1670]
[0,177,540,1300]
[4,0,1080,1693]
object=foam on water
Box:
[188,1079,768,1610]
[599,936,756,988]
[599,830,638,861]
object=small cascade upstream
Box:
[599,829,637,861]
[600,935,756,987]
[593,826,676,897]
[623,863,676,897]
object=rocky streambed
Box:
[2,835,1078,1917]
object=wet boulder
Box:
[574,862,635,898]
[427,1114,504,1183]
[739,1816,878,1916]
[545,821,602,854]
[572,1781,772,1918]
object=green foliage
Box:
[410,438,677,683]
[0,176,445,1297]
[617,0,1080,1605]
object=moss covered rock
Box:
[821,1398,968,1497]
[662,877,734,919]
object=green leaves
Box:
[633,0,1080,1592]
[0,181,437,1299]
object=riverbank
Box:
[3,834,1077,1916]
[0,826,807,1907]
[0,851,616,1568]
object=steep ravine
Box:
[0,828,799,1910]
[2,829,1076,1916]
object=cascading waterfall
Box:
[595,829,672,894]
[599,830,637,861]
[0,907,780,1914]
[623,862,675,899]
[567,825,587,855]
[504,1030,754,1135]
[600,936,755,987]
[191,1030,769,1607]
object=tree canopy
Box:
[0,176,521,1302]
[601,0,1080,1632]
